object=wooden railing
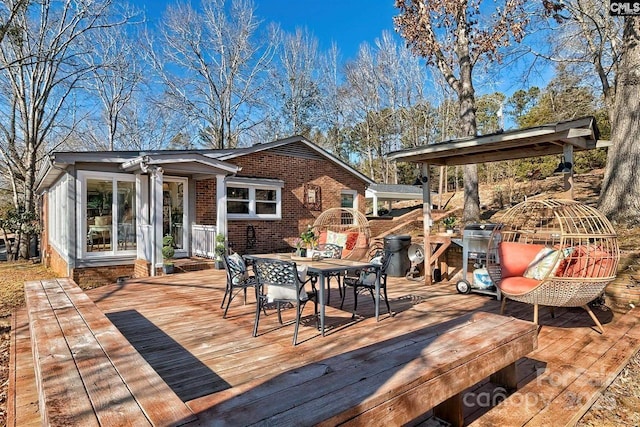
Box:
[192,224,217,259]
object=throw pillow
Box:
[228,253,248,284]
[556,246,612,278]
[523,247,558,280]
[326,230,348,248]
[360,270,378,286]
[345,232,359,250]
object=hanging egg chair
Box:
[486,199,619,333]
[312,208,371,260]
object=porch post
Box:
[150,166,164,275]
[216,174,227,244]
[372,194,379,217]
[136,173,150,263]
[563,144,574,200]
[422,163,432,285]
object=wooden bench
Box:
[24,278,197,426]
[194,311,538,426]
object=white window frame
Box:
[226,177,283,220]
[77,170,137,258]
[341,189,358,210]
[340,189,359,225]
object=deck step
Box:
[22,278,197,426]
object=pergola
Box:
[387,116,610,284]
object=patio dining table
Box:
[243,253,381,336]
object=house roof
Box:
[215,135,375,185]
[36,136,374,192]
[120,153,240,178]
[35,150,240,193]
[388,116,609,166]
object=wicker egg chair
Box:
[312,208,371,261]
[486,199,619,333]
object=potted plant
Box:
[300,225,317,257]
[162,235,175,274]
[294,238,306,257]
[443,216,457,234]
[215,233,226,269]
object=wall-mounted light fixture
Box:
[413,175,428,187]
[553,156,573,174]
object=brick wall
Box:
[196,142,367,254]
[134,259,151,278]
[71,264,135,289]
[46,244,69,278]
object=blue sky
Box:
[137,0,400,61]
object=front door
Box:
[163,177,188,258]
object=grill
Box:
[456,223,501,299]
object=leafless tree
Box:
[146,0,276,149]
[82,22,146,151]
[315,42,349,158]
[0,0,29,57]
[272,27,321,137]
[0,0,136,258]
[395,0,529,222]
[343,31,432,183]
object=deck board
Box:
[11,269,640,426]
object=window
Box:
[48,175,68,253]
[340,190,358,225]
[226,178,283,220]
[79,171,136,256]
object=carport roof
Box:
[388,116,609,166]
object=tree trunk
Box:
[599,17,640,222]
[457,43,481,223]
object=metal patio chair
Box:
[341,250,392,319]
[221,252,257,318]
[252,258,318,345]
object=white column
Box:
[150,167,164,275]
[136,173,151,262]
[216,174,227,244]
[372,194,379,217]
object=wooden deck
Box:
[10,269,640,426]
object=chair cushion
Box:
[499,276,541,295]
[266,265,308,302]
[499,242,546,278]
[267,284,308,303]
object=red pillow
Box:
[556,246,613,278]
[317,231,327,246]
[498,242,547,278]
[345,232,359,250]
